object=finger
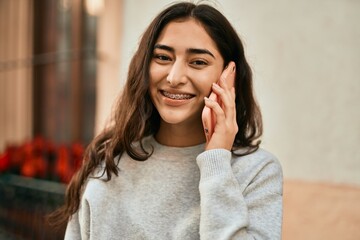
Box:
[219,63,236,117]
[218,62,235,103]
[204,95,238,151]
[219,61,236,91]
[231,87,236,99]
[204,96,226,123]
[211,82,235,119]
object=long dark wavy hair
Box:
[48,1,262,228]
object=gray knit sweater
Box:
[65,136,283,239]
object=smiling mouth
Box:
[161,90,194,100]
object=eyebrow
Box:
[153,44,215,59]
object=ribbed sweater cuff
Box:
[196,149,232,180]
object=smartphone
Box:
[201,62,235,143]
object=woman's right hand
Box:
[203,62,238,151]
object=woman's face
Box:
[149,18,224,131]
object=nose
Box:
[166,61,187,86]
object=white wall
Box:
[120,0,360,185]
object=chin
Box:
[158,108,203,126]
[159,113,187,125]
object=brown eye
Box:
[191,60,207,65]
[190,59,208,69]
[154,54,171,62]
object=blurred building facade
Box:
[0,0,100,152]
[0,1,120,238]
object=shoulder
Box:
[81,155,120,200]
[231,148,283,194]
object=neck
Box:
[155,121,206,147]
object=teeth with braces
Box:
[162,91,193,100]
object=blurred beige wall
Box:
[0,0,33,152]
[225,0,360,186]
[116,0,360,185]
[95,0,123,134]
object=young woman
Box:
[50,2,283,239]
